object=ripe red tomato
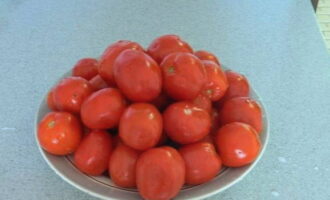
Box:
[113,49,162,102]
[163,102,211,144]
[38,112,82,155]
[161,52,206,100]
[47,88,57,110]
[72,58,98,80]
[179,142,221,185]
[53,77,93,114]
[89,75,108,91]
[136,146,185,200]
[202,60,228,101]
[147,34,193,63]
[119,103,162,150]
[81,88,127,129]
[74,130,112,176]
[109,143,140,188]
[222,70,250,102]
[194,50,220,65]
[191,94,212,114]
[99,40,144,85]
[219,97,263,133]
[215,122,261,167]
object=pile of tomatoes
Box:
[38,35,263,200]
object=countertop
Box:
[0,0,329,199]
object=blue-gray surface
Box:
[0,0,329,199]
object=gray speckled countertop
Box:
[1,0,330,199]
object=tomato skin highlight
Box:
[136,146,185,200]
[219,97,263,133]
[113,49,162,102]
[81,88,127,129]
[163,101,211,144]
[179,142,222,185]
[72,58,98,81]
[53,76,93,114]
[161,52,206,101]
[194,50,220,65]
[99,40,144,85]
[215,122,261,167]
[119,103,162,151]
[147,34,193,63]
[38,111,82,155]
[109,143,140,188]
[74,130,112,176]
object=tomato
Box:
[113,49,162,102]
[219,97,263,133]
[53,77,93,114]
[136,146,185,200]
[222,70,250,102]
[74,130,112,176]
[81,88,127,129]
[119,103,162,150]
[161,52,206,100]
[99,40,144,85]
[109,143,140,188]
[202,60,228,101]
[38,112,82,155]
[194,50,220,65]
[147,34,193,63]
[215,122,261,167]
[163,102,211,144]
[191,94,212,114]
[47,88,57,110]
[179,142,221,185]
[150,92,172,111]
[89,75,108,91]
[72,58,98,80]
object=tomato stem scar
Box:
[48,121,55,128]
[168,66,175,74]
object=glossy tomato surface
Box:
[163,102,211,144]
[53,77,93,114]
[81,88,126,129]
[215,122,261,167]
[202,60,228,101]
[147,34,193,63]
[113,49,162,102]
[219,97,263,133]
[194,50,220,65]
[179,142,221,185]
[191,94,212,114]
[72,58,98,80]
[38,112,82,155]
[47,88,57,110]
[99,40,144,85]
[89,75,108,91]
[136,146,185,200]
[74,130,112,176]
[109,143,140,188]
[161,52,206,100]
[222,70,250,102]
[119,103,162,150]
